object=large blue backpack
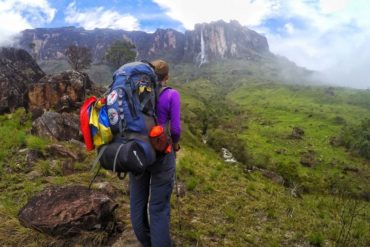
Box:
[96,61,160,178]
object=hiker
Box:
[129,59,181,247]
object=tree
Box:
[65,45,92,71]
[105,40,136,70]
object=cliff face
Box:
[185,20,269,64]
[17,20,269,65]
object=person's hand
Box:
[173,143,181,152]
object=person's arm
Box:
[170,90,181,149]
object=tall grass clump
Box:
[338,118,370,160]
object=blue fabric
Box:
[99,105,110,128]
[129,152,175,247]
[108,61,157,136]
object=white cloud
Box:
[64,2,139,31]
[0,0,56,46]
[320,0,349,14]
[264,0,370,88]
[153,0,276,30]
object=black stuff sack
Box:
[99,137,156,175]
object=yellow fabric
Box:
[139,85,152,94]
[89,102,112,148]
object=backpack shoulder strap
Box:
[159,86,172,96]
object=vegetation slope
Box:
[0,59,369,247]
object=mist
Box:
[319,42,370,89]
[266,29,370,90]
[0,34,21,48]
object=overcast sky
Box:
[0,0,369,88]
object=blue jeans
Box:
[129,152,175,247]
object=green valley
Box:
[0,59,369,247]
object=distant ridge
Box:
[17,20,269,65]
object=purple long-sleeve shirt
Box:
[156,88,181,143]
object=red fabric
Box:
[80,96,97,151]
[149,125,164,137]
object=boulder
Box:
[46,144,80,160]
[0,47,45,113]
[261,169,285,184]
[27,70,93,112]
[18,185,118,236]
[26,170,42,180]
[31,111,80,141]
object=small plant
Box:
[308,232,324,247]
[185,177,198,191]
[35,160,51,176]
[25,135,48,151]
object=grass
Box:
[226,82,370,196]
[0,60,369,246]
[169,64,370,246]
[172,144,370,246]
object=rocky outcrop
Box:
[27,70,92,112]
[32,111,80,141]
[18,20,270,64]
[18,185,118,236]
[0,47,45,113]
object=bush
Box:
[186,177,198,191]
[308,232,324,247]
[338,119,370,160]
[208,129,249,164]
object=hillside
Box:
[0,58,369,246]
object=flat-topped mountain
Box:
[18,20,270,65]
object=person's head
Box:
[151,59,169,85]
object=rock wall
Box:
[17,20,270,65]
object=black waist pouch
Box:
[99,137,156,175]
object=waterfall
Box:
[200,31,206,66]
[196,30,207,67]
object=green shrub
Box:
[275,162,300,187]
[308,232,324,246]
[338,118,370,160]
[186,177,198,191]
[208,129,249,164]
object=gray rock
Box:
[0,47,45,113]
[31,111,81,141]
[18,185,118,236]
[261,169,285,185]
[26,170,42,180]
